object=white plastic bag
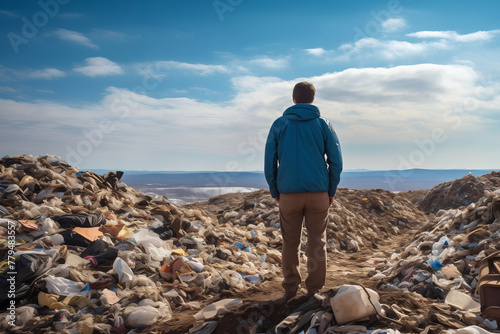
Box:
[42,217,58,234]
[194,299,242,321]
[125,305,160,327]
[45,275,85,296]
[51,233,64,245]
[113,258,134,288]
[222,270,245,290]
[133,229,170,261]
[432,236,452,257]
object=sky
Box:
[0,0,499,171]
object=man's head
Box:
[293,81,315,104]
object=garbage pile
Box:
[186,190,500,333]
[189,285,394,334]
[0,154,427,333]
[0,154,282,333]
[371,188,500,330]
[186,281,495,334]
[193,188,426,253]
[418,172,500,214]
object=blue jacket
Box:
[264,104,342,198]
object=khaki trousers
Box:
[279,192,330,295]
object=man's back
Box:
[264,103,342,200]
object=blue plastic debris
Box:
[427,259,445,271]
[240,273,261,283]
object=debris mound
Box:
[418,172,500,213]
[191,188,426,253]
[192,189,500,333]
[371,188,500,330]
[0,154,282,333]
[0,154,430,333]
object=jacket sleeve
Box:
[264,121,279,198]
[325,121,343,197]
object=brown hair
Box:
[293,82,315,103]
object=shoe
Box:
[273,291,297,306]
[306,286,321,295]
[305,289,322,301]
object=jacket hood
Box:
[283,104,320,121]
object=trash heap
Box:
[189,285,398,334]
[371,188,500,330]
[194,188,426,253]
[0,154,427,333]
[0,154,281,333]
[186,280,492,334]
[326,189,425,252]
[418,172,500,214]
[187,187,500,334]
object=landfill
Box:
[372,181,500,331]
[1,154,500,334]
[416,172,500,214]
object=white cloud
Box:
[381,18,407,33]
[90,29,130,40]
[226,64,489,133]
[305,48,327,56]
[138,55,288,78]
[249,56,289,70]
[407,30,500,42]
[0,10,18,17]
[53,28,99,49]
[74,57,124,77]
[0,66,65,80]
[28,68,66,79]
[0,86,18,93]
[315,29,499,63]
[60,12,85,18]
[1,63,498,170]
[0,67,10,80]
[338,37,448,61]
[147,60,230,76]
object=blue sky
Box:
[1,0,499,171]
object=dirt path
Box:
[153,228,419,334]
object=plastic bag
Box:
[133,229,170,261]
[432,236,452,257]
[125,305,159,327]
[51,233,65,245]
[194,299,242,321]
[45,275,85,296]
[113,258,134,288]
[221,270,245,290]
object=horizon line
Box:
[86,168,500,173]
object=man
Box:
[264,81,342,301]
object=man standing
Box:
[264,82,342,301]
